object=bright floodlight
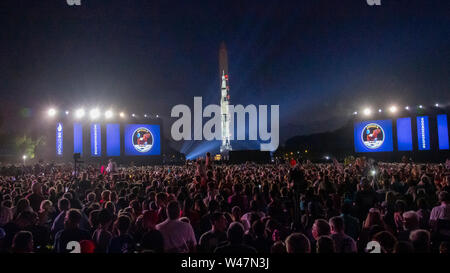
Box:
[90,108,100,119]
[156,114,159,118]
[105,110,113,119]
[378,109,382,113]
[22,155,27,160]
[353,111,358,115]
[75,108,85,119]
[389,105,398,113]
[363,108,372,116]
[48,108,57,117]
[419,105,423,109]
[144,114,148,118]
[371,170,376,176]
[324,156,330,160]
[405,106,410,110]
[435,103,439,107]
[132,113,136,117]
[119,112,125,118]
[65,110,69,115]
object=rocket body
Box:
[219,43,232,153]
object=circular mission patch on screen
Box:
[361,123,385,149]
[132,127,154,153]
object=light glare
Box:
[105,110,113,119]
[75,108,85,119]
[363,108,372,116]
[48,108,57,117]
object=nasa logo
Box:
[361,123,385,149]
[132,127,154,153]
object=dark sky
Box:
[1,0,449,150]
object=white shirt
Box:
[430,203,450,221]
[156,219,197,253]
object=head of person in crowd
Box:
[285,233,311,253]
[11,231,33,253]
[402,211,420,231]
[329,216,345,235]
[211,212,227,233]
[409,229,431,253]
[64,209,83,230]
[316,235,335,253]
[167,201,181,220]
[31,182,43,195]
[438,191,450,205]
[227,222,245,245]
[373,231,397,253]
[58,198,71,212]
[115,214,131,236]
[363,208,383,229]
[312,219,331,240]
[271,241,286,253]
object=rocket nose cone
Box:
[219,42,227,50]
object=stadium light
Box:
[65,110,69,115]
[105,110,113,119]
[378,109,382,113]
[75,108,85,119]
[435,103,439,107]
[48,108,57,117]
[90,108,100,120]
[22,155,27,165]
[363,108,372,116]
[405,106,410,110]
[353,111,358,115]
[419,105,423,109]
[324,155,330,160]
[144,114,148,118]
[119,112,125,118]
[132,113,136,117]
[156,114,159,118]
[389,105,398,113]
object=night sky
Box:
[1,0,449,153]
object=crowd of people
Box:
[0,154,449,253]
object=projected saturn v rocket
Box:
[219,42,232,153]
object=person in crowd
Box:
[53,209,91,253]
[409,229,431,253]
[316,235,335,253]
[329,216,357,253]
[397,211,420,241]
[285,233,311,253]
[109,214,135,253]
[51,198,71,236]
[92,209,113,253]
[429,191,450,230]
[340,201,360,240]
[311,219,331,252]
[156,201,196,253]
[214,222,257,254]
[26,182,44,213]
[372,231,397,253]
[198,212,228,253]
[11,231,34,253]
